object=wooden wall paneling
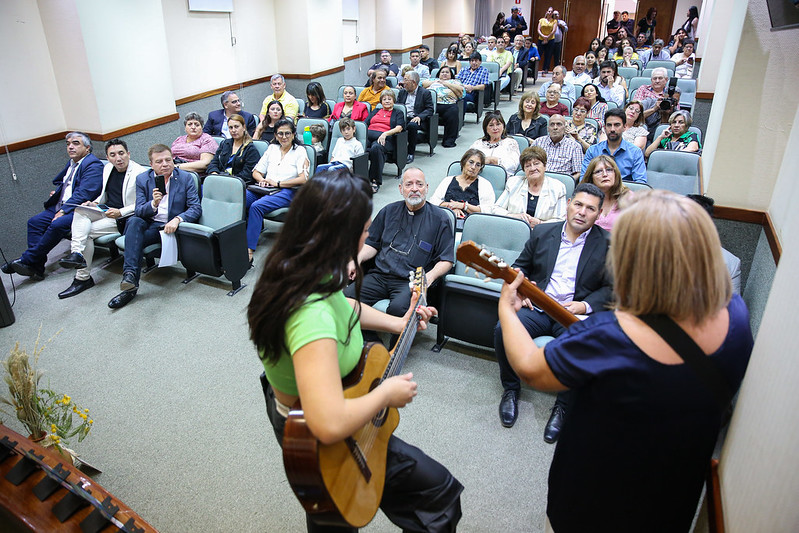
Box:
[562,0,603,68]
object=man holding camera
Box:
[633,67,682,140]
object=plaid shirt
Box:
[457,65,490,87]
[532,135,584,175]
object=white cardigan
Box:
[430,175,496,212]
[493,175,567,221]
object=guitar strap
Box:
[639,314,733,410]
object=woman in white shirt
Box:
[469,111,520,175]
[246,119,310,261]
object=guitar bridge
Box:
[345,437,372,483]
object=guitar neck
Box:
[456,241,579,328]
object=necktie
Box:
[56,162,78,211]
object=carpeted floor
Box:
[0,91,568,532]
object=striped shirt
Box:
[532,135,584,175]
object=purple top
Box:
[171,133,219,162]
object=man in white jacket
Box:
[58,138,145,299]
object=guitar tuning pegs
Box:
[483,277,494,283]
[464,266,471,274]
[479,248,491,258]
[497,261,507,268]
[488,254,500,264]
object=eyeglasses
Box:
[228,99,241,104]
[465,160,483,168]
[592,168,614,176]
[275,131,293,137]
[572,108,587,114]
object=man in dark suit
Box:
[495,183,613,443]
[397,71,434,163]
[107,144,201,309]
[203,91,257,138]
[7,132,103,280]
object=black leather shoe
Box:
[119,271,138,292]
[1,262,13,274]
[58,277,95,299]
[108,290,137,309]
[59,252,87,269]
[499,390,519,428]
[407,154,415,164]
[544,404,566,443]
[442,141,457,148]
[10,259,44,280]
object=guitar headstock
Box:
[408,267,427,307]
[456,241,511,281]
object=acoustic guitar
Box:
[282,268,427,528]
[456,240,579,328]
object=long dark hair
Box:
[264,100,285,127]
[248,169,373,364]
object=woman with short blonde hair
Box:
[498,189,753,531]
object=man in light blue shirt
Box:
[582,108,647,183]
[538,66,576,101]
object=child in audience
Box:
[315,118,364,173]
[309,124,327,155]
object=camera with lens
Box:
[659,77,679,111]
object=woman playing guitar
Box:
[248,168,463,532]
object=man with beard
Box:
[582,108,647,183]
[344,167,454,319]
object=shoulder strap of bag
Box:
[639,314,733,409]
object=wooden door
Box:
[636,0,678,43]
[530,0,602,69]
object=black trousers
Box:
[437,104,459,145]
[367,130,396,185]
[539,40,554,72]
[494,307,573,409]
[262,376,463,533]
[406,119,423,156]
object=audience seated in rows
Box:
[469,111,520,175]
[303,82,331,119]
[368,50,400,78]
[538,66,576,101]
[359,68,390,108]
[247,119,310,262]
[645,110,701,158]
[620,101,649,150]
[581,83,608,126]
[672,40,696,79]
[564,55,592,85]
[494,146,567,227]
[406,49,431,79]
[418,44,439,71]
[6,132,103,281]
[255,75,299,139]
[204,91,257,138]
[578,154,631,231]
[330,85,369,122]
[507,91,548,143]
[457,53,490,116]
[540,84,569,117]
[365,90,405,193]
[593,60,626,107]
[496,182,612,440]
[398,71,434,163]
[532,115,584,180]
[315,118,364,173]
[633,67,682,137]
[344,168,454,324]
[422,66,463,148]
[486,36,514,93]
[57,139,144,299]
[108,144,201,309]
[583,108,647,183]
[206,114,260,185]
[442,44,463,75]
[566,97,599,151]
[172,112,218,175]
[430,149,496,224]
[640,39,671,68]
[259,101,287,142]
